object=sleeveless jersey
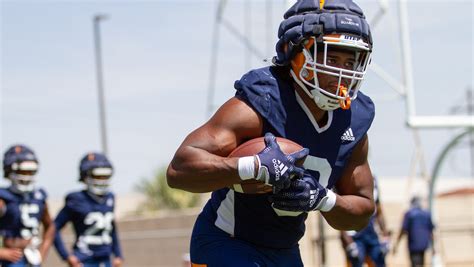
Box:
[0,187,47,240]
[198,66,375,249]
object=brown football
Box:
[229,137,304,194]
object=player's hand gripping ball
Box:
[229,136,306,194]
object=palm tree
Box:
[135,167,201,212]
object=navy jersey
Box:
[54,190,122,261]
[0,187,47,240]
[402,207,434,252]
[197,66,375,249]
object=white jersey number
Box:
[274,155,332,217]
[80,212,114,245]
[19,204,40,239]
[302,155,332,188]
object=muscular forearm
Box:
[322,194,375,231]
[167,146,242,193]
[40,224,55,259]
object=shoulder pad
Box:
[234,67,288,136]
[0,188,16,202]
[354,91,375,126]
[65,191,84,206]
[33,188,48,201]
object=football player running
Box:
[0,144,55,267]
[340,177,391,267]
[53,153,123,267]
[167,0,376,266]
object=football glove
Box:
[270,172,336,212]
[346,242,360,259]
[255,133,308,192]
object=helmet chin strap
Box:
[290,69,341,111]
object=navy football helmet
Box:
[274,0,373,111]
[3,144,39,193]
[79,152,113,195]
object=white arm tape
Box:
[319,189,337,212]
[238,156,256,180]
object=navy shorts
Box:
[190,214,304,267]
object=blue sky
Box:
[1,0,472,198]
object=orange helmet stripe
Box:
[291,38,315,81]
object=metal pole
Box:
[318,214,327,267]
[244,0,251,70]
[467,88,474,178]
[398,0,416,119]
[93,14,109,156]
[206,1,226,118]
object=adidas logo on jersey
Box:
[272,159,289,181]
[341,128,355,142]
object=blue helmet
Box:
[79,152,113,195]
[274,0,373,111]
[3,144,39,193]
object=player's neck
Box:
[293,84,328,125]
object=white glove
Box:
[346,242,359,258]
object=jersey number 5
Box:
[19,204,40,239]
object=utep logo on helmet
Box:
[341,17,359,27]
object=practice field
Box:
[44,177,473,267]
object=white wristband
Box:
[319,189,337,212]
[238,156,256,180]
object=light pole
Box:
[93,14,109,156]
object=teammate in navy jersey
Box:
[393,196,435,267]
[340,177,390,267]
[167,0,376,266]
[0,144,55,267]
[53,152,123,267]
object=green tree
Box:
[135,167,201,212]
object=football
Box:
[229,137,304,194]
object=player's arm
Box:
[167,97,263,193]
[0,248,23,262]
[53,205,73,261]
[339,231,353,248]
[392,212,408,254]
[323,134,375,231]
[393,228,407,254]
[340,231,359,259]
[111,220,123,267]
[39,203,55,261]
[0,199,6,217]
[375,201,390,236]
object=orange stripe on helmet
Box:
[191,263,207,267]
[291,38,315,82]
[323,34,344,44]
[319,0,325,9]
